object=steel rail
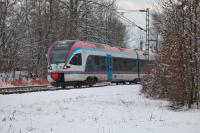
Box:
[0,85,54,95]
[0,82,116,95]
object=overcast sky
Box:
[116,0,155,10]
[115,0,157,48]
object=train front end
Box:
[47,40,75,87]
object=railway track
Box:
[0,85,55,95]
[0,82,113,95]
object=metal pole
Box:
[146,8,150,61]
[85,0,88,41]
[106,9,109,44]
[156,33,159,51]
[136,52,140,80]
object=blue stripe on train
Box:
[66,47,139,64]
[48,72,143,75]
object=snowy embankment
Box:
[0,72,48,87]
[0,85,200,133]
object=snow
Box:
[0,85,200,133]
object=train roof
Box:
[51,40,157,61]
[53,40,156,58]
[58,40,141,52]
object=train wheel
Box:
[86,77,97,87]
[77,83,81,88]
[74,85,78,88]
[93,78,97,85]
[74,82,82,88]
[76,82,82,88]
[74,84,79,88]
[129,81,134,84]
[50,83,58,88]
[132,79,139,84]
[88,78,93,87]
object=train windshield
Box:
[50,41,75,64]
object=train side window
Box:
[139,60,145,68]
[69,53,82,65]
[86,55,106,71]
[85,55,94,70]
[98,56,106,71]
[128,59,137,71]
[113,58,138,71]
[113,58,118,71]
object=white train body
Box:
[47,40,155,87]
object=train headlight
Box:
[63,65,67,69]
[48,66,52,70]
[63,65,70,69]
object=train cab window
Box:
[69,53,82,65]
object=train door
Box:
[106,55,112,80]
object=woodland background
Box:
[0,0,128,78]
[142,0,200,108]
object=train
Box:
[47,40,155,88]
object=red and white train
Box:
[47,40,155,88]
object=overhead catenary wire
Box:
[89,1,147,32]
[77,1,148,48]
[113,12,146,32]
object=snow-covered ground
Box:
[0,85,200,133]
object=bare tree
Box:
[0,0,129,80]
[142,0,200,109]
